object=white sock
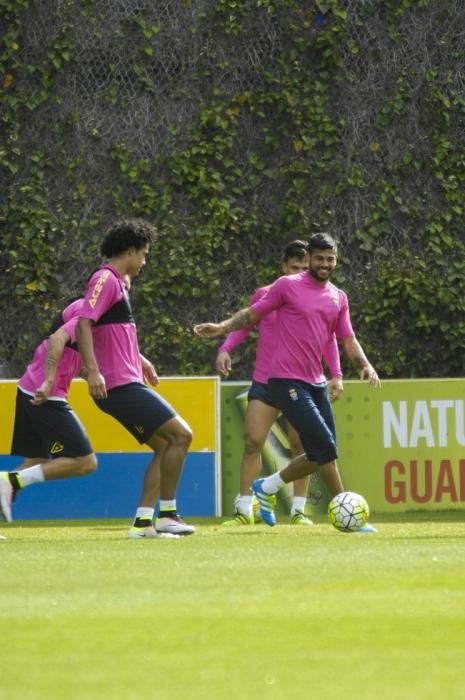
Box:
[159,500,176,513]
[237,495,253,516]
[18,465,45,487]
[262,472,285,494]
[291,497,307,515]
[135,507,154,522]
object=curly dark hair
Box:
[100,218,157,257]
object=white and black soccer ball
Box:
[328,491,370,532]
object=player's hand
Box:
[328,377,343,402]
[193,323,223,339]
[360,365,381,387]
[87,368,107,399]
[30,380,53,405]
[141,357,159,386]
[215,351,232,376]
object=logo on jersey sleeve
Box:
[89,270,110,309]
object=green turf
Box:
[1,512,465,700]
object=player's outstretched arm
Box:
[194,307,261,339]
[340,336,381,387]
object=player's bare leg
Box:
[136,434,166,508]
[149,416,195,536]
[240,400,279,494]
[286,421,313,525]
[223,400,278,525]
[252,454,337,525]
[151,416,192,500]
[275,454,343,496]
[3,454,97,520]
[21,455,97,479]
[129,418,193,539]
[2,454,97,522]
[128,435,172,539]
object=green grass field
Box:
[2,512,465,700]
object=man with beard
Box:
[215,239,342,526]
[194,232,380,530]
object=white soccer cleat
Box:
[155,514,196,536]
[128,524,180,539]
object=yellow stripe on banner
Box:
[68,377,218,452]
[0,381,18,453]
[0,377,219,454]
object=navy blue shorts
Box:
[247,380,277,408]
[11,388,93,459]
[95,382,176,444]
[268,378,337,464]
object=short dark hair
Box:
[283,239,309,262]
[100,218,157,258]
[308,232,337,253]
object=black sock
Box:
[8,472,22,500]
[133,517,152,528]
[158,509,176,519]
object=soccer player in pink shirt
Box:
[76,218,195,538]
[0,298,97,523]
[194,232,380,531]
[216,240,343,526]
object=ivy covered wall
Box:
[1,0,464,378]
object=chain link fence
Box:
[1,0,464,376]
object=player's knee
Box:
[76,453,98,475]
[178,425,193,450]
[289,441,304,458]
[167,425,192,451]
[243,434,263,454]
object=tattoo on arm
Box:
[44,336,65,382]
[45,349,58,378]
[222,308,255,332]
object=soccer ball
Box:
[328,491,369,532]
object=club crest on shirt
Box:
[289,388,298,401]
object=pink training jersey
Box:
[79,264,143,391]
[19,302,84,400]
[62,297,84,323]
[219,285,276,383]
[251,272,354,385]
[219,284,342,383]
